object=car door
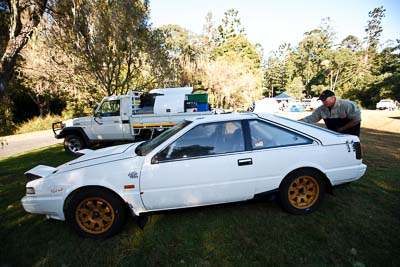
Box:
[139,120,255,211]
[91,99,125,140]
[244,119,316,193]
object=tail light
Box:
[353,142,362,159]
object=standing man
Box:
[300,90,361,136]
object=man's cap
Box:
[318,90,335,101]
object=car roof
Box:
[187,112,258,123]
[186,112,357,145]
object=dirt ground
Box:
[280,109,400,134]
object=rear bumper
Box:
[328,164,367,186]
[21,195,65,220]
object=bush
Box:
[62,100,94,118]
[15,114,67,134]
[7,100,94,136]
[0,96,16,137]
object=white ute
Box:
[53,87,214,154]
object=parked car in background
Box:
[22,113,366,238]
[376,99,397,110]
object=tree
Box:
[214,34,261,72]
[320,48,361,94]
[47,0,171,97]
[364,6,386,62]
[341,35,362,52]
[0,0,48,99]
[285,77,305,100]
[264,43,296,97]
[201,11,218,61]
[216,9,245,46]
[264,57,284,97]
[201,60,260,111]
[292,18,336,96]
[199,9,262,108]
[159,24,203,87]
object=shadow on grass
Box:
[0,128,399,266]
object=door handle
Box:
[238,158,252,166]
[114,121,119,123]
[94,117,103,125]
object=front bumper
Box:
[21,195,65,220]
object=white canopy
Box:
[150,87,193,95]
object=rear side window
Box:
[249,120,312,149]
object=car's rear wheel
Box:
[65,188,126,238]
[64,134,85,155]
[279,169,325,215]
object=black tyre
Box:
[65,188,126,238]
[279,169,325,215]
[64,134,85,155]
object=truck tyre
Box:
[65,188,126,238]
[64,134,85,155]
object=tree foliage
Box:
[1,4,399,134]
[46,0,171,97]
[264,7,398,108]
[158,9,263,110]
[0,0,48,98]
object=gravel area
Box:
[0,130,62,159]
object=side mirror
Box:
[151,154,159,164]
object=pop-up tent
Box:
[273,92,293,101]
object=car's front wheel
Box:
[65,188,126,238]
[279,169,325,215]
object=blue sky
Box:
[149,0,400,55]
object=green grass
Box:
[0,128,399,267]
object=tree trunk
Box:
[30,94,46,118]
[0,0,48,99]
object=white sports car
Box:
[22,113,366,238]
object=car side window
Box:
[98,100,120,117]
[249,120,312,149]
[156,121,244,162]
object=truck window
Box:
[98,100,120,117]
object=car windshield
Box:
[135,120,192,156]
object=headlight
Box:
[26,187,35,194]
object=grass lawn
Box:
[0,127,399,267]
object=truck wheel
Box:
[65,188,126,238]
[64,134,85,155]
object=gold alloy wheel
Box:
[288,175,320,209]
[75,197,115,234]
